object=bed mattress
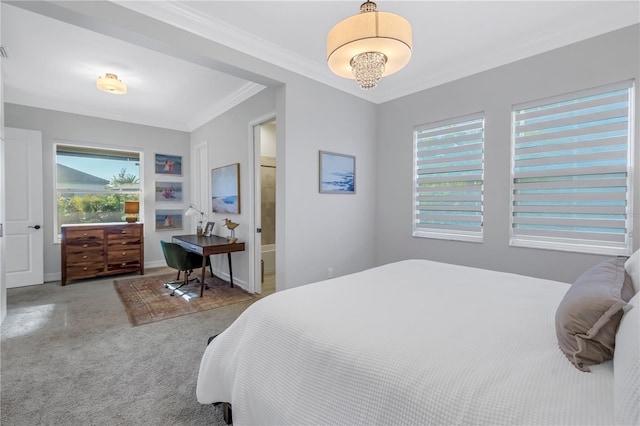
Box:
[197,259,614,425]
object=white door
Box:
[5,128,44,288]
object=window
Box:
[55,144,141,238]
[413,113,485,242]
[511,80,634,255]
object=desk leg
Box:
[200,255,207,298]
[228,252,234,288]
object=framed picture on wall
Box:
[155,181,183,202]
[155,209,183,230]
[211,163,241,214]
[155,153,182,176]
[319,151,355,194]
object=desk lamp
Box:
[185,205,207,236]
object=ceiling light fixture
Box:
[96,73,127,94]
[327,1,412,90]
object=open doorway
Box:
[251,116,276,295]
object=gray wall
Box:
[279,76,377,288]
[375,24,640,284]
[190,78,378,291]
[189,87,277,289]
[4,104,191,281]
[6,22,637,288]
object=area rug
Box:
[114,273,256,326]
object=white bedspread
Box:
[197,259,614,425]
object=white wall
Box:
[375,24,640,284]
[4,104,191,281]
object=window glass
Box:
[55,144,141,236]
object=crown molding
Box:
[187,82,267,132]
[113,1,350,96]
[5,92,191,132]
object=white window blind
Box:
[413,113,484,242]
[511,80,634,255]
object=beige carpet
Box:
[114,272,256,326]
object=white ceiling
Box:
[2,1,639,132]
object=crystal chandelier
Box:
[350,52,387,90]
[327,1,412,90]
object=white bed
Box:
[196,259,639,425]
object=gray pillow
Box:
[555,257,634,372]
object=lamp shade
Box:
[124,200,139,223]
[96,73,127,94]
[327,2,412,89]
[185,206,201,217]
[124,201,139,214]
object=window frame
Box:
[509,80,635,256]
[53,141,143,243]
[412,112,485,243]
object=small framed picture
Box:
[155,153,183,176]
[155,181,183,202]
[319,151,355,194]
[204,222,215,237]
[155,209,183,230]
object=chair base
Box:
[164,270,209,296]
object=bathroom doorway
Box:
[251,116,276,295]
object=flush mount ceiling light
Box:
[327,1,412,90]
[96,73,127,94]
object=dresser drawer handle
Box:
[121,263,127,266]
[122,252,126,256]
[83,233,88,236]
[121,242,127,245]
[82,255,88,259]
[121,231,127,234]
[83,244,88,248]
[83,267,88,271]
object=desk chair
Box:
[160,240,212,296]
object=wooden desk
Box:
[172,235,245,297]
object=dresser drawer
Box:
[108,248,141,262]
[67,251,105,264]
[65,228,104,240]
[64,231,104,248]
[107,260,141,272]
[66,264,106,280]
[106,226,142,238]
[107,235,142,247]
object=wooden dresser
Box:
[61,223,144,286]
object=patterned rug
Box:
[114,272,256,326]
